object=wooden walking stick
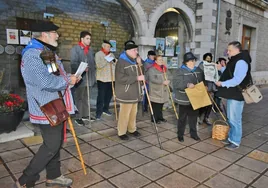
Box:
[137,63,163,149]
[110,63,118,120]
[86,71,91,126]
[68,117,87,175]
[163,69,179,119]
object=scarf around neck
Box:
[145,58,154,64]
[153,63,167,73]
[119,51,136,65]
[101,48,110,56]
[22,38,56,55]
[181,64,197,72]
[78,42,90,55]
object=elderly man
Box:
[115,40,143,140]
[70,31,96,126]
[216,41,252,150]
[95,40,116,120]
[17,21,78,188]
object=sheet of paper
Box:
[75,62,88,77]
[203,61,219,82]
[104,54,115,62]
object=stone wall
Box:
[0,0,133,90]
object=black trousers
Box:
[19,124,63,186]
[177,105,199,137]
[151,102,164,121]
[96,80,113,117]
[199,105,212,119]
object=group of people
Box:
[16,20,251,187]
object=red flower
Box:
[4,101,14,107]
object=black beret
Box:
[148,50,156,56]
[31,21,59,32]
[124,40,138,50]
[103,40,112,46]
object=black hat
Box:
[103,40,112,46]
[147,50,156,56]
[183,52,197,64]
[124,40,138,50]
[31,21,59,32]
[203,53,213,60]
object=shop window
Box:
[242,25,252,51]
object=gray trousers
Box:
[74,86,91,119]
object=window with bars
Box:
[242,25,252,51]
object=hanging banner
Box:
[20,30,31,45]
[6,29,19,44]
[165,36,175,56]
[109,40,116,52]
[156,38,165,55]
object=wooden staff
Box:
[137,63,163,149]
[208,93,226,121]
[67,117,87,175]
[86,71,91,126]
[110,62,118,120]
[163,69,179,119]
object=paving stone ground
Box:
[1,88,268,188]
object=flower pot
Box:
[0,110,25,134]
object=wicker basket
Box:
[212,120,229,140]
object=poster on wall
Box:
[176,45,181,55]
[165,36,175,56]
[6,29,19,44]
[156,38,165,55]
[109,40,116,52]
[167,57,178,69]
[20,30,31,45]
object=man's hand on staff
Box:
[137,75,145,81]
[136,56,142,66]
[163,80,170,85]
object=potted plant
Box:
[0,93,26,133]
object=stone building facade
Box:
[0,0,268,90]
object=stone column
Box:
[194,0,218,60]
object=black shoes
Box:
[203,118,212,126]
[159,118,167,123]
[75,119,85,126]
[130,131,141,137]
[178,136,184,142]
[119,134,129,140]
[191,135,201,141]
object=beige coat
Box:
[95,51,116,82]
[147,66,172,104]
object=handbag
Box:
[241,85,263,104]
[228,68,262,104]
[38,92,69,126]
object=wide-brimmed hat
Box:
[124,40,138,50]
[31,21,59,32]
[183,52,197,64]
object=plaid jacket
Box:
[21,39,75,124]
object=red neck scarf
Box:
[153,62,167,73]
[101,48,110,56]
[78,42,90,55]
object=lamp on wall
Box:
[225,9,232,35]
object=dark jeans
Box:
[19,124,63,187]
[96,81,113,117]
[143,83,149,112]
[177,105,199,137]
[151,102,164,121]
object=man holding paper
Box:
[70,31,96,126]
[95,40,117,120]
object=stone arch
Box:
[148,1,195,41]
[118,0,148,38]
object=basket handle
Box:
[207,92,227,122]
